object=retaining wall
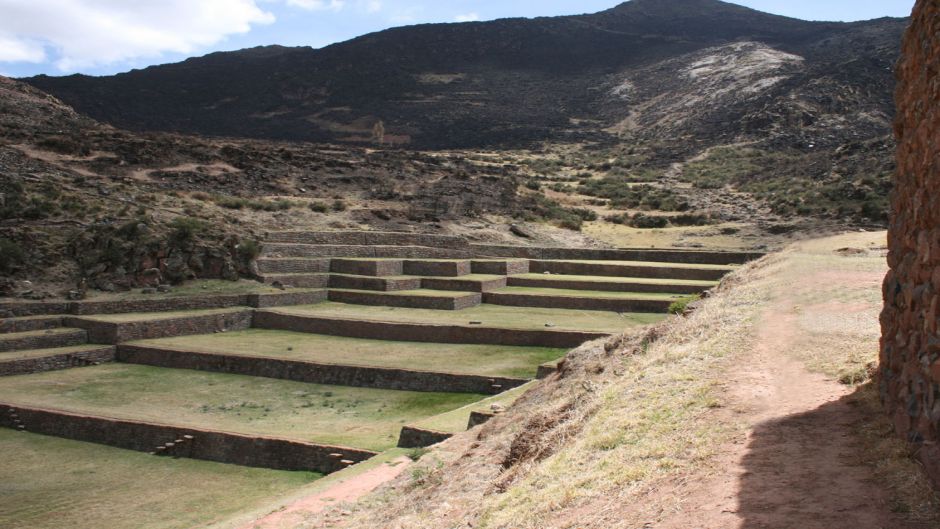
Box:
[0,346,115,376]
[402,260,471,277]
[0,329,87,352]
[261,274,330,289]
[529,260,729,281]
[507,276,709,295]
[265,231,468,249]
[421,277,508,293]
[469,244,762,265]
[0,403,375,473]
[467,411,495,429]
[264,244,473,259]
[327,290,481,310]
[67,310,253,344]
[471,260,530,275]
[329,275,422,292]
[253,311,608,348]
[118,345,527,394]
[0,316,63,334]
[257,258,330,274]
[397,425,453,448]
[331,259,404,276]
[482,292,671,313]
[880,0,940,489]
[0,301,70,317]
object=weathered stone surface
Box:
[880,0,940,489]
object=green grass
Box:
[0,429,320,529]
[509,274,717,287]
[0,365,485,451]
[80,307,249,323]
[276,302,665,333]
[411,381,537,433]
[491,287,686,300]
[132,329,566,379]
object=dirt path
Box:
[238,456,412,529]
[654,303,923,529]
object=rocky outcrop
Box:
[879,0,940,487]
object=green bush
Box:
[0,238,25,273]
[668,295,701,315]
[309,202,329,213]
[332,200,347,212]
[630,214,668,229]
[168,217,206,244]
[237,240,262,261]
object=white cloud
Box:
[0,0,275,71]
[286,0,345,11]
[454,12,480,22]
[364,0,382,14]
[0,35,46,63]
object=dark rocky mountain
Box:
[24,0,906,150]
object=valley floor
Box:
[304,231,940,529]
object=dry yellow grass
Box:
[311,231,939,529]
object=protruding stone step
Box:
[327,289,482,311]
[0,328,87,353]
[420,276,508,293]
[328,274,422,292]
[265,230,467,249]
[402,259,471,277]
[470,259,529,275]
[330,259,404,277]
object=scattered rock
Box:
[510,224,534,238]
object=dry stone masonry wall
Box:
[880,0,940,488]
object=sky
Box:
[0,0,915,78]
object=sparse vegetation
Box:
[0,237,25,273]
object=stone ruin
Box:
[879,0,940,487]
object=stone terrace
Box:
[0,230,756,476]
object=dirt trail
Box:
[654,302,923,529]
[238,456,412,529]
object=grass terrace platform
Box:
[0,429,321,529]
[129,329,566,380]
[0,365,484,452]
[271,302,664,333]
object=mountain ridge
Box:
[23,0,906,149]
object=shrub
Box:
[668,295,701,315]
[0,238,25,273]
[332,200,347,212]
[630,214,668,229]
[309,202,329,213]
[168,216,206,244]
[237,240,262,261]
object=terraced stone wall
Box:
[0,404,375,473]
[879,0,940,488]
[469,244,762,265]
[252,311,606,348]
[397,425,453,448]
[67,310,254,344]
[0,346,115,376]
[118,345,526,394]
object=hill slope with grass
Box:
[299,232,939,529]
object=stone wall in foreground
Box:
[879,0,940,488]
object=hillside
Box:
[287,232,940,529]
[25,0,904,151]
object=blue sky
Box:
[0,0,915,78]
